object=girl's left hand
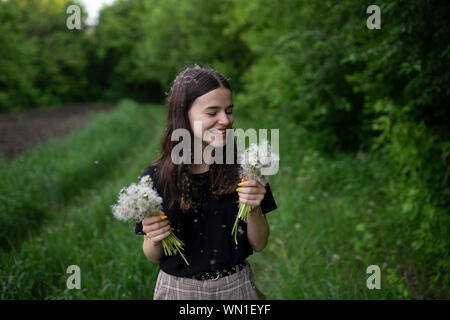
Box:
[236,178,266,208]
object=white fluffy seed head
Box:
[111,175,162,222]
[238,139,279,185]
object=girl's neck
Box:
[190,164,210,174]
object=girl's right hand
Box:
[142,212,171,245]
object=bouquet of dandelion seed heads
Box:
[232,140,279,244]
[111,175,189,266]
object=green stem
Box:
[231,167,256,244]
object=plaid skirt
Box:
[153,262,261,300]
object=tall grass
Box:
[0,99,161,249]
[238,120,426,299]
[1,100,165,299]
[0,102,444,299]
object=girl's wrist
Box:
[144,235,162,247]
[249,206,263,216]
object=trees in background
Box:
[0,0,448,293]
[0,0,89,110]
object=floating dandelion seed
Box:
[295,224,301,230]
[332,254,340,262]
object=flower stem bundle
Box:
[232,169,254,245]
[111,175,189,266]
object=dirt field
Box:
[0,104,115,162]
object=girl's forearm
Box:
[246,206,270,252]
[142,236,164,263]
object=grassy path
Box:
[0,101,434,299]
[1,100,165,299]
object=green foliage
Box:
[91,0,252,101]
[370,100,449,293]
[0,0,91,111]
[229,0,449,293]
[0,0,448,297]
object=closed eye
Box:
[207,110,233,117]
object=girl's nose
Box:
[218,112,232,126]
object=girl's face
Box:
[188,88,234,148]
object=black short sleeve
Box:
[260,183,277,214]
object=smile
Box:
[210,129,226,135]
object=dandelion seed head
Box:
[237,139,279,185]
[111,175,162,222]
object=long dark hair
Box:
[145,65,241,212]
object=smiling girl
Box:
[135,65,277,300]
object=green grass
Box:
[0,101,445,299]
[0,99,161,249]
[237,119,436,299]
[1,99,165,299]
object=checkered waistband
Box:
[188,261,248,281]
